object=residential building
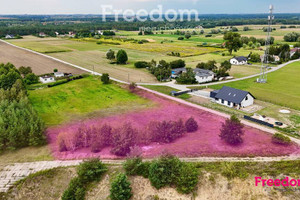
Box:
[54,72,65,78]
[290,48,300,58]
[210,86,255,108]
[39,76,55,84]
[5,34,14,39]
[194,68,215,83]
[230,56,248,65]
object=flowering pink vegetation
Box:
[47,89,300,160]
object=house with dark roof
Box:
[171,68,215,83]
[230,56,248,65]
[210,86,255,108]
[194,68,215,83]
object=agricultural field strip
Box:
[2,155,300,193]
[2,39,300,143]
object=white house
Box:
[210,86,255,109]
[5,34,14,39]
[230,56,248,65]
[54,72,65,78]
[194,68,215,83]
[39,76,55,84]
[171,68,214,83]
[39,32,46,37]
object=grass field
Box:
[210,61,300,110]
[29,76,153,126]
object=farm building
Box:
[54,72,65,78]
[39,76,55,84]
[210,86,255,109]
[230,56,248,65]
[194,68,215,83]
[39,32,46,37]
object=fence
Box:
[244,115,274,128]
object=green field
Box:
[29,76,153,125]
[210,61,300,110]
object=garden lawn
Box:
[47,88,300,160]
[210,61,300,110]
[29,76,152,126]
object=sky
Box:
[0,0,299,15]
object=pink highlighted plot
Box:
[47,89,300,160]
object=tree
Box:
[223,32,242,55]
[0,63,23,90]
[185,117,198,132]
[106,49,115,61]
[250,53,261,63]
[243,26,250,31]
[110,173,132,200]
[178,36,184,40]
[284,32,300,42]
[134,61,150,68]
[176,68,196,84]
[176,163,199,194]
[24,73,39,85]
[149,155,182,189]
[77,159,108,183]
[53,68,58,73]
[19,66,32,76]
[170,59,185,69]
[185,32,191,39]
[219,115,244,145]
[116,49,128,64]
[101,73,110,84]
[111,123,137,156]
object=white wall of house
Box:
[230,58,247,65]
[39,77,55,84]
[241,94,254,107]
[216,99,234,108]
[195,75,214,83]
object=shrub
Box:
[185,117,198,132]
[129,82,137,91]
[134,61,150,68]
[178,37,184,40]
[77,159,108,184]
[111,123,137,156]
[110,173,132,200]
[272,133,292,145]
[101,73,110,84]
[53,68,58,73]
[148,155,182,189]
[219,115,244,145]
[61,177,85,200]
[176,163,199,194]
[116,49,128,64]
[123,157,143,176]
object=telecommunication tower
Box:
[257,5,274,83]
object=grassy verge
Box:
[142,85,191,100]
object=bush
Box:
[149,155,182,189]
[250,53,261,63]
[110,173,132,200]
[106,49,115,60]
[61,177,85,200]
[176,163,199,194]
[178,37,184,40]
[53,68,58,73]
[272,133,292,145]
[123,157,143,176]
[219,115,244,145]
[129,82,137,91]
[185,117,198,132]
[101,73,110,84]
[134,61,150,68]
[111,123,137,156]
[116,49,128,64]
[77,159,108,184]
